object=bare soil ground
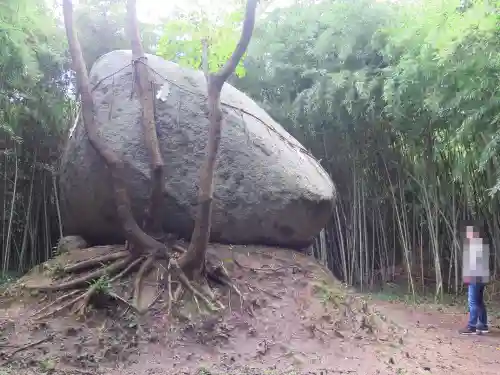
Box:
[0,244,498,375]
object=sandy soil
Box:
[0,244,498,375]
[370,298,500,375]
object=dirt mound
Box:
[0,244,401,374]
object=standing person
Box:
[459,224,490,335]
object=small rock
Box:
[256,340,271,356]
[148,334,159,343]
[65,327,79,336]
[293,356,304,366]
[56,235,88,254]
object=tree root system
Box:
[25,241,247,322]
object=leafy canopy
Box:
[237,0,499,187]
[157,4,247,77]
[0,0,70,139]
[74,0,160,69]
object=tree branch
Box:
[212,0,258,87]
[202,38,209,81]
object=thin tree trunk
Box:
[182,0,258,276]
[126,0,165,236]
[3,148,18,274]
[19,150,36,271]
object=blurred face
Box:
[466,226,478,239]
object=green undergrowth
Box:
[368,282,466,307]
[312,279,346,308]
[0,272,20,290]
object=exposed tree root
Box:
[27,242,245,322]
[34,290,87,321]
[28,256,132,292]
[232,253,299,274]
[112,256,145,281]
[1,335,54,365]
[73,282,100,316]
[50,0,258,327]
[107,290,140,313]
[63,251,129,273]
[133,255,154,312]
[31,289,82,319]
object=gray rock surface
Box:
[59,50,336,249]
[57,235,88,254]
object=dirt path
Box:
[368,299,500,375]
[1,245,499,375]
[104,299,500,375]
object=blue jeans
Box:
[468,283,487,329]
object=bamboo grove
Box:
[237,0,500,297]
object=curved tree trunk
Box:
[62,0,164,257]
[182,0,259,277]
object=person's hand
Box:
[463,276,471,284]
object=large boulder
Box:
[59,50,336,249]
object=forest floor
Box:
[0,243,499,375]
